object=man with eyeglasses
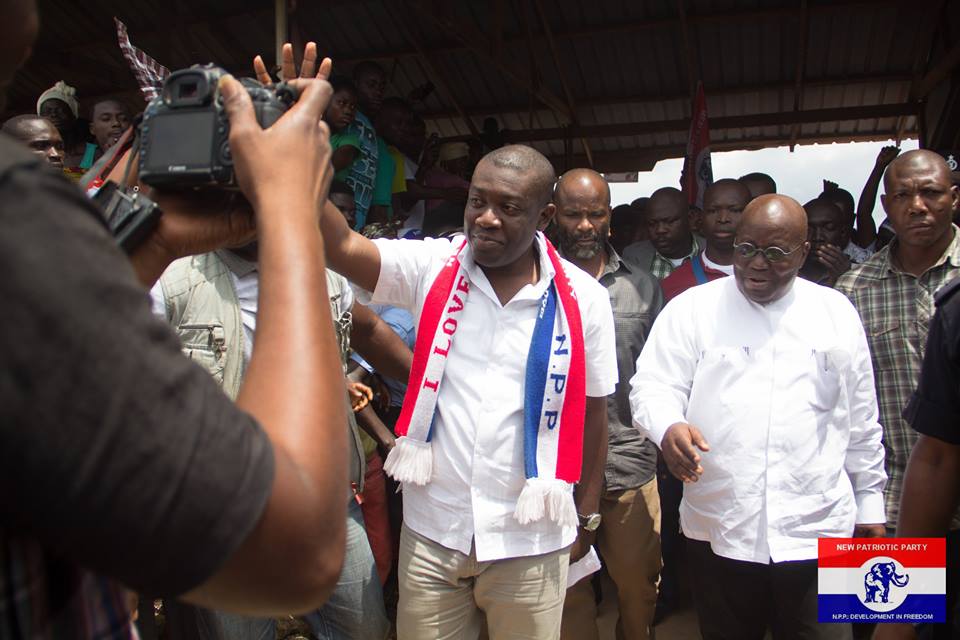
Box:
[630,194,886,640]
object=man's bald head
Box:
[739,172,777,200]
[733,195,809,304]
[649,186,686,212]
[3,113,43,136]
[703,179,751,209]
[479,144,557,207]
[883,149,954,193]
[740,194,808,243]
[554,168,610,208]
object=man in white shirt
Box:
[629,195,886,640]
[320,145,618,639]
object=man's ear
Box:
[538,202,556,231]
[799,240,811,263]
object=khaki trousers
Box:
[560,477,662,640]
[397,524,570,640]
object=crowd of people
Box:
[3,2,960,640]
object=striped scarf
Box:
[383,233,586,526]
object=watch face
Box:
[583,513,602,531]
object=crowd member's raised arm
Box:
[853,145,899,248]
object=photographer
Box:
[1,2,349,637]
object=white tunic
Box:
[629,276,886,564]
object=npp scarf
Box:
[383,233,586,527]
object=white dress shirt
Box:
[358,235,618,561]
[629,276,885,564]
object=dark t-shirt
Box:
[0,136,275,605]
[903,277,960,444]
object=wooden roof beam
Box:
[675,0,699,100]
[789,0,810,151]
[437,103,916,143]
[329,0,902,64]
[418,72,913,120]
[532,0,593,167]
[406,0,573,123]
[548,130,917,174]
[912,39,960,101]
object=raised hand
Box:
[661,422,711,483]
[876,145,900,169]
[219,73,333,216]
[254,42,332,85]
[814,243,852,284]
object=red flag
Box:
[680,81,713,210]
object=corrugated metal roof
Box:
[9,0,949,172]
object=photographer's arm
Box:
[182,75,349,615]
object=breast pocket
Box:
[691,346,751,411]
[811,350,845,412]
[865,322,915,372]
[178,323,226,385]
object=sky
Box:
[607,138,920,227]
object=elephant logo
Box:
[864,561,910,604]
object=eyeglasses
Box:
[733,240,804,262]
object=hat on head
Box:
[438,142,469,163]
[37,81,79,118]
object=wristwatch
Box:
[578,512,602,532]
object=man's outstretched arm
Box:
[320,198,382,293]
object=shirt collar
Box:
[216,249,258,278]
[458,231,556,304]
[883,225,960,278]
[654,235,700,264]
[601,243,630,278]
[732,274,799,313]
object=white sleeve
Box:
[841,305,887,524]
[628,292,698,448]
[148,282,168,320]
[352,237,453,310]
[582,285,618,398]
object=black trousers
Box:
[687,539,851,640]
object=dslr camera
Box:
[139,64,297,188]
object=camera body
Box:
[139,64,297,188]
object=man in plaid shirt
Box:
[622,187,703,281]
[836,149,960,531]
